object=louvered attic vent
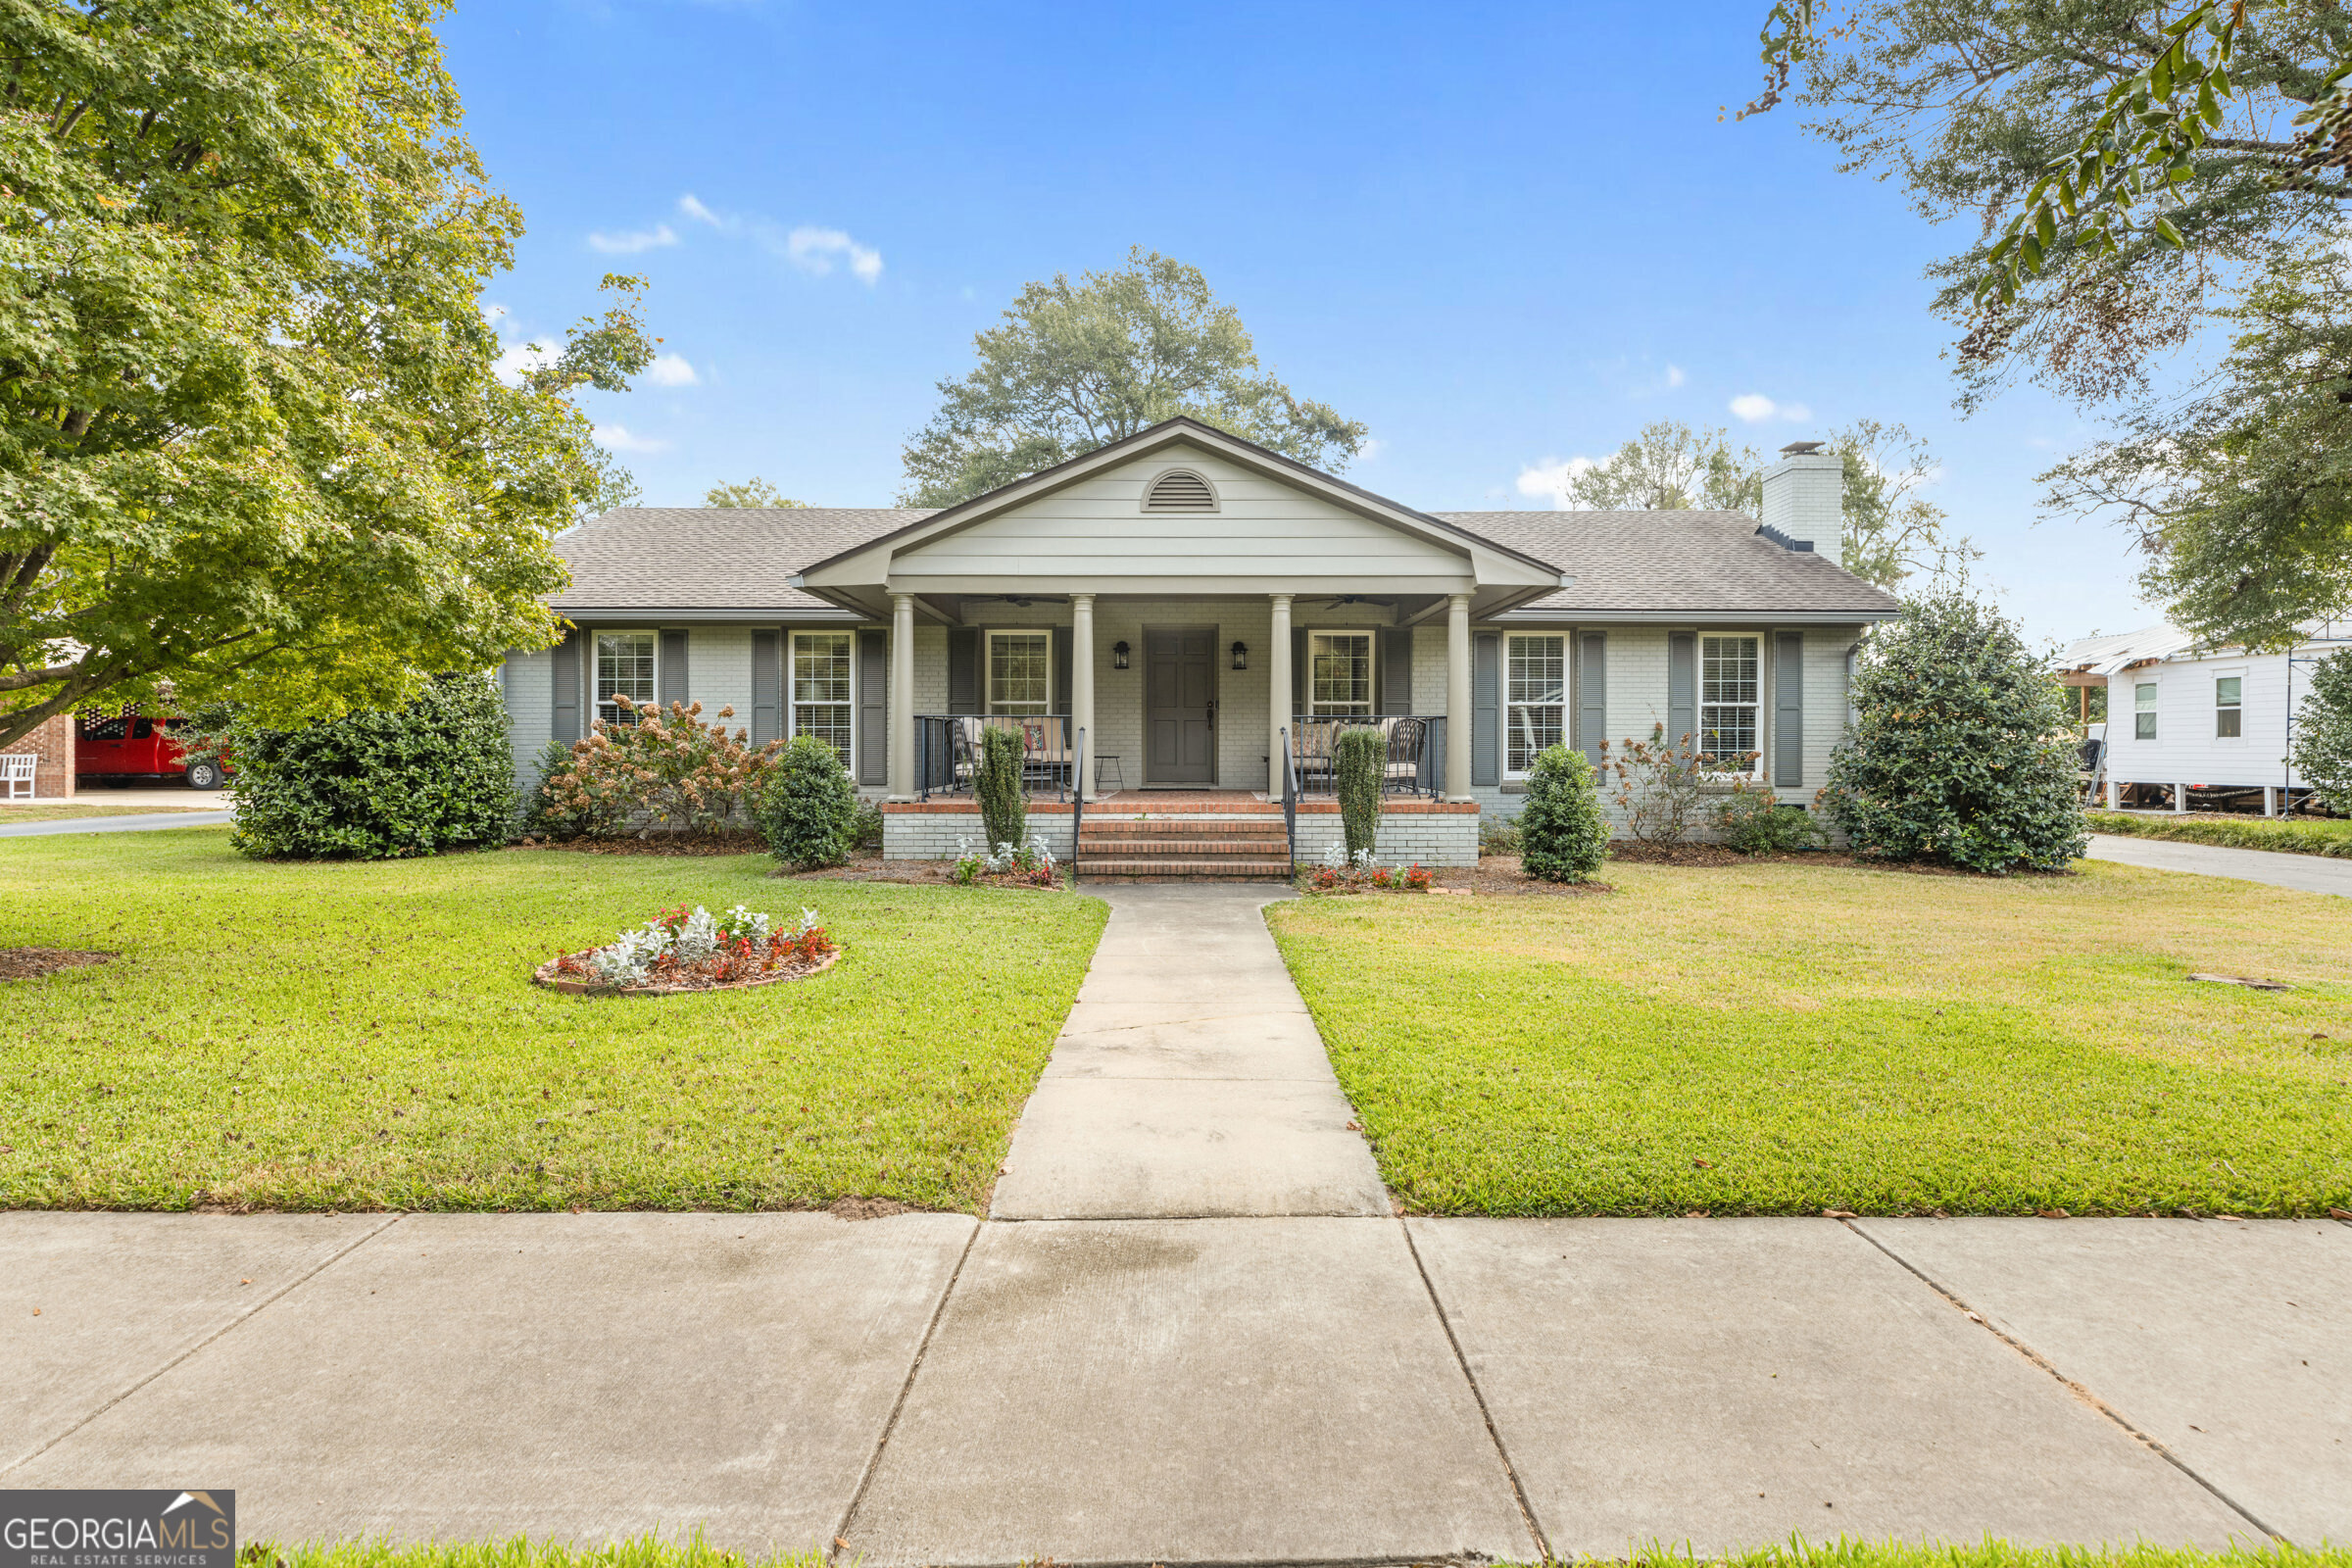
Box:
[1143,469,1217,512]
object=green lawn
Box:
[2087,808,2352,858]
[0,827,1105,1212]
[1269,859,2352,1217]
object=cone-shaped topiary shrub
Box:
[1336,725,1386,860]
[1519,744,1611,881]
[976,724,1028,851]
[756,734,860,869]
[1822,591,2086,873]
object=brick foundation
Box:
[879,796,1481,867]
[1,713,75,799]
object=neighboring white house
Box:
[2059,620,2352,813]
[502,417,1899,869]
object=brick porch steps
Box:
[1076,815,1293,881]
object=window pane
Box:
[2216,677,2242,706]
[1701,636,1758,705]
[1701,706,1758,760]
[990,633,1051,714]
[1506,635,1565,773]
[2135,683,2157,710]
[596,633,657,723]
[2216,708,2241,738]
[794,633,852,704]
[1311,633,1371,714]
[1508,636,1564,705]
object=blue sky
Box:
[446,0,2147,645]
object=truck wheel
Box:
[185,760,221,790]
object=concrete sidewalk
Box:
[6,883,2345,1562]
[0,810,231,837]
[2086,831,2352,897]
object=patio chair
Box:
[1292,721,1337,795]
[1,753,35,801]
[1383,717,1427,794]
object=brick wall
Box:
[3,712,75,799]
[1292,803,1479,867]
[882,802,1076,861]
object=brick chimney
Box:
[1759,440,1843,558]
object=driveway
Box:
[2086,832,2352,897]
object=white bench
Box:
[0,753,35,801]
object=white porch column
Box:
[887,593,915,802]
[2172,782,2188,813]
[2106,777,2122,810]
[1268,593,1293,795]
[2264,785,2279,817]
[1071,593,1097,802]
[1445,591,1473,802]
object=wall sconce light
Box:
[1111,640,1131,670]
[1231,641,1249,670]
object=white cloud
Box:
[1665,364,1687,388]
[594,423,670,455]
[677,193,723,227]
[1357,436,1387,462]
[785,224,883,284]
[588,222,678,256]
[1515,456,1597,509]
[1730,392,1813,423]
[493,338,553,386]
[645,353,699,387]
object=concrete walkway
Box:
[2086,831,2352,896]
[6,882,2347,1562]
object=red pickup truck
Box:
[75,713,227,789]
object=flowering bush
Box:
[1601,724,1754,845]
[546,903,834,992]
[534,696,781,839]
[1307,845,1431,893]
[951,834,1058,887]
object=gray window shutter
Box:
[551,627,581,744]
[1577,631,1607,764]
[1775,631,1805,789]
[947,628,980,713]
[1668,632,1697,751]
[1380,628,1413,714]
[858,630,887,784]
[659,629,688,711]
[750,631,781,747]
[1053,626,1072,713]
[1473,631,1500,787]
[1291,626,1308,716]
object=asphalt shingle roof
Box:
[1435,509,1901,616]
[551,504,1900,617]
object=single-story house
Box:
[501,417,1899,870]
[2059,620,2352,814]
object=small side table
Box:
[1095,755,1125,793]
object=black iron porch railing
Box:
[1288,714,1446,799]
[915,714,1077,802]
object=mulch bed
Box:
[775,855,1066,890]
[512,832,770,858]
[0,948,116,980]
[531,948,838,997]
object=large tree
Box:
[900,247,1366,507]
[0,0,648,752]
[704,478,807,508]
[1564,417,1962,588]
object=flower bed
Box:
[951,835,1063,889]
[535,903,837,996]
[1303,847,1435,894]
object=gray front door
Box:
[1145,629,1216,784]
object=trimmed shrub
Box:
[2290,649,2352,816]
[1335,726,1386,860]
[1518,744,1610,882]
[755,734,860,869]
[1713,787,1822,856]
[976,724,1027,850]
[227,674,514,859]
[1822,591,2086,873]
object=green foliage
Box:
[1517,745,1611,882]
[1335,726,1386,859]
[899,247,1367,506]
[1712,786,1823,856]
[518,740,617,842]
[1823,594,2087,874]
[1603,723,1718,845]
[755,735,860,870]
[845,798,886,856]
[0,5,655,753]
[1479,814,1523,857]
[542,700,776,839]
[226,675,514,860]
[257,1533,825,1568]
[1564,420,1762,513]
[2086,808,2352,858]
[704,478,808,508]
[2293,650,2352,813]
[976,725,1028,850]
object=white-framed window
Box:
[1309,631,1372,716]
[791,631,854,764]
[1506,634,1565,776]
[1699,634,1760,770]
[2135,681,2158,741]
[594,630,657,725]
[987,630,1052,715]
[2215,671,2244,740]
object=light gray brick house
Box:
[501,417,1897,870]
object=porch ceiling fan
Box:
[963,593,1070,608]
